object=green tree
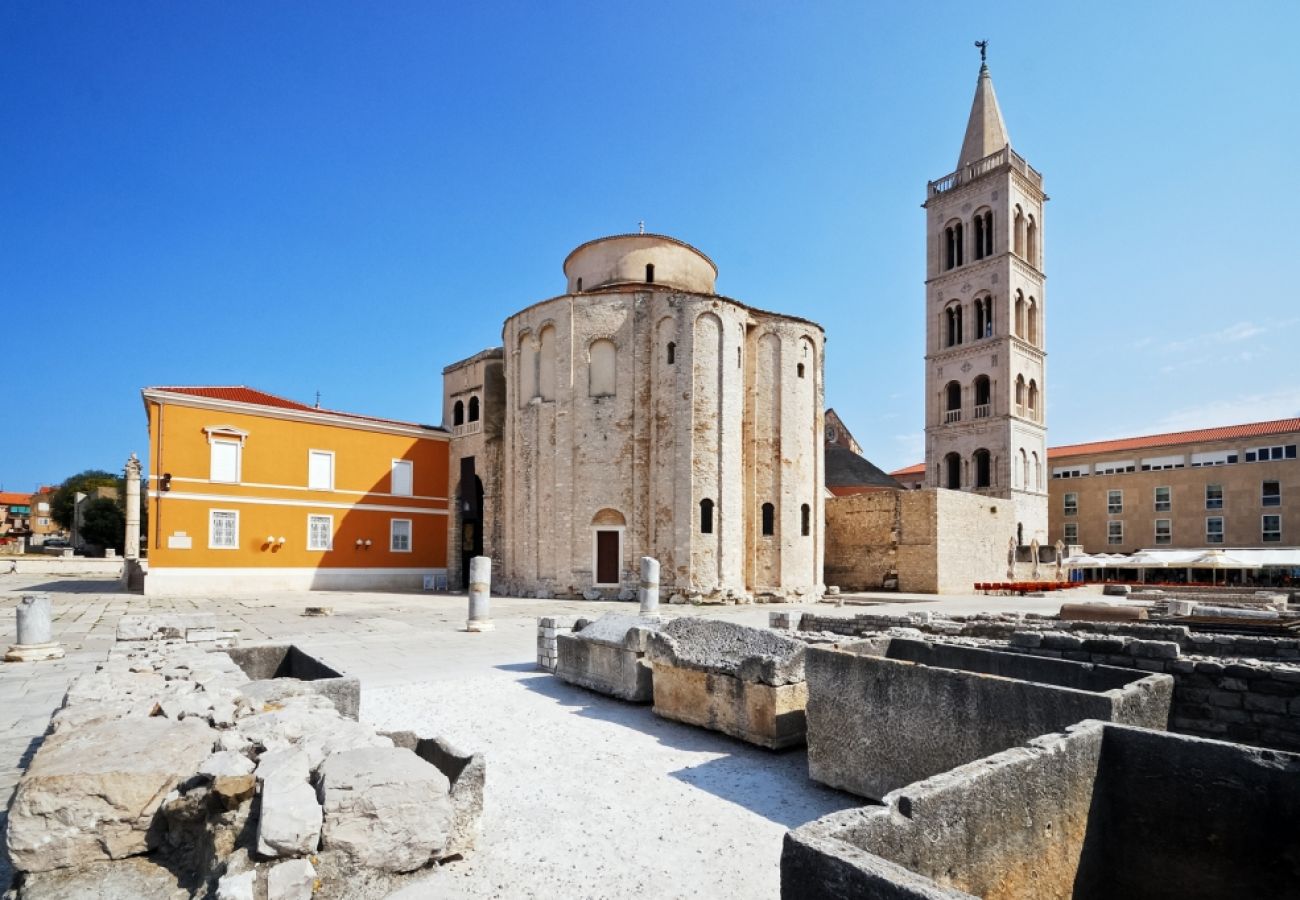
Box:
[79,497,125,554]
[50,469,118,530]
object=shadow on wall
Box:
[514,671,861,829]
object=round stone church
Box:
[443,232,825,602]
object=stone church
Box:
[442,233,826,602]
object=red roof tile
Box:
[147,386,440,431]
[889,417,1300,477]
[0,492,33,505]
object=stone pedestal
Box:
[466,556,494,632]
[5,594,63,662]
[638,557,660,618]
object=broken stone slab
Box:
[225,643,360,720]
[200,750,256,778]
[318,746,455,872]
[255,747,313,784]
[383,731,487,858]
[267,857,317,900]
[115,613,219,642]
[257,773,323,858]
[13,854,195,900]
[554,614,663,702]
[646,617,808,686]
[6,717,216,872]
[215,869,257,900]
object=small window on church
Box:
[667,341,675,364]
[761,502,775,536]
[700,498,714,534]
[646,263,655,284]
[800,503,811,537]
[453,400,464,427]
[576,277,583,292]
[797,363,805,379]
[468,396,480,422]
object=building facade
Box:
[142,386,450,594]
[923,55,1049,546]
[1047,419,1299,554]
[446,233,826,602]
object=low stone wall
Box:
[646,618,809,749]
[554,614,662,702]
[783,721,1300,900]
[805,638,1171,800]
[1,556,125,576]
[226,642,361,720]
[4,626,484,899]
[536,616,580,672]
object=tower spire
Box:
[957,41,1009,169]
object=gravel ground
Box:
[370,669,860,899]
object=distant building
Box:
[29,487,59,543]
[141,386,450,594]
[0,491,33,545]
[891,417,1299,554]
[823,410,901,497]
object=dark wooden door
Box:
[595,531,619,584]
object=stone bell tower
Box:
[922,44,1048,545]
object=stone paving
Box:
[0,574,1102,896]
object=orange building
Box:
[142,386,449,595]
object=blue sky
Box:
[4,1,1298,491]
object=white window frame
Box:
[1063,492,1078,516]
[1262,515,1282,543]
[1205,484,1223,510]
[391,459,413,497]
[307,514,333,551]
[1154,518,1172,545]
[1107,490,1123,515]
[210,439,242,484]
[591,526,625,588]
[1107,520,1123,545]
[1206,516,1224,544]
[308,450,335,491]
[209,509,239,549]
[1063,522,1078,544]
[1262,480,1281,508]
[1154,486,1171,513]
[390,518,412,553]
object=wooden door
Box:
[595,531,619,585]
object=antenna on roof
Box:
[638,220,645,235]
[314,391,321,409]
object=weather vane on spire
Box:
[638,220,645,235]
[975,40,988,64]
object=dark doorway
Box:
[595,530,619,584]
[458,457,484,589]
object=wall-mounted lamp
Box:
[277,537,286,545]
[266,536,276,545]
[355,538,364,549]
[364,539,372,548]
[160,473,172,492]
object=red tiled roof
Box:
[0,492,33,505]
[146,386,440,431]
[889,417,1300,477]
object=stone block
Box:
[257,773,322,858]
[650,661,808,750]
[268,857,317,900]
[554,614,663,702]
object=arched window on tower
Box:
[944,452,962,490]
[1033,451,1043,491]
[1014,205,1025,257]
[974,449,991,488]
[1014,291,1025,339]
[982,210,993,257]
[699,498,714,534]
[468,396,480,422]
[800,503,811,536]
[453,400,464,427]
[973,208,993,260]
[1028,379,1039,421]
[984,295,993,337]
[666,341,675,364]
[1027,298,1038,346]
[645,263,655,283]
[797,362,805,378]
[1027,215,1038,267]
[589,339,617,398]
[944,221,963,271]
[973,375,991,418]
[761,502,775,537]
[1019,448,1029,489]
[945,380,962,424]
[1015,375,1026,416]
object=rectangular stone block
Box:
[651,662,807,749]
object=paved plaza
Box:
[0,574,1101,897]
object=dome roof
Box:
[563,233,717,295]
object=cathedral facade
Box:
[444,233,825,602]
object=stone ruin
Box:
[646,618,810,749]
[554,614,664,702]
[4,615,484,900]
[805,636,1173,799]
[784,720,1300,900]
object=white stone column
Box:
[466,556,494,632]
[638,556,660,618]
[124,453,142,561]
[5,594,64,662]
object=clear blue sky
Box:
[4,1,1298,491]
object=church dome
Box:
[563,233,717,295]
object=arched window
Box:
[576,277,583,292]
[1014,291,1025,339]
[973,209,993,260]
[700,498,714,534]
[1015,375,1026,414]
[984,295,993,337]
[797,362,805,378]
[761,502,775,536]
[944,452,961,490]
[1032,451,1042,490]
[645,263,655,284]
[589,339,617,397]
[453,400,464,426]
[982,210,993,257]
[467,396,480,422]
[945,303,963,347]
[538,326,556,401]
[974,449,991,488]
[1019,448,1029,489]
[1026,215,1038,267]
[666,341,675,365]
[800,503,811,536]
[1027,298,1038,345]
[973,375,990,416]
[1013,205,1025,257]
[944,220,964,270]
[1028,380,1039,420]
[945,380,962,413]
[519,332,538,404]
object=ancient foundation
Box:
[225,642,361,721]
[554,614,663,702]
[646,618,808,749]
[805,637,1172,799]
[783,720,1300,900]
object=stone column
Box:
[466,556,494,632]
[638,556,660,618]
[124,453,141,560]
[5,594,64,662]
